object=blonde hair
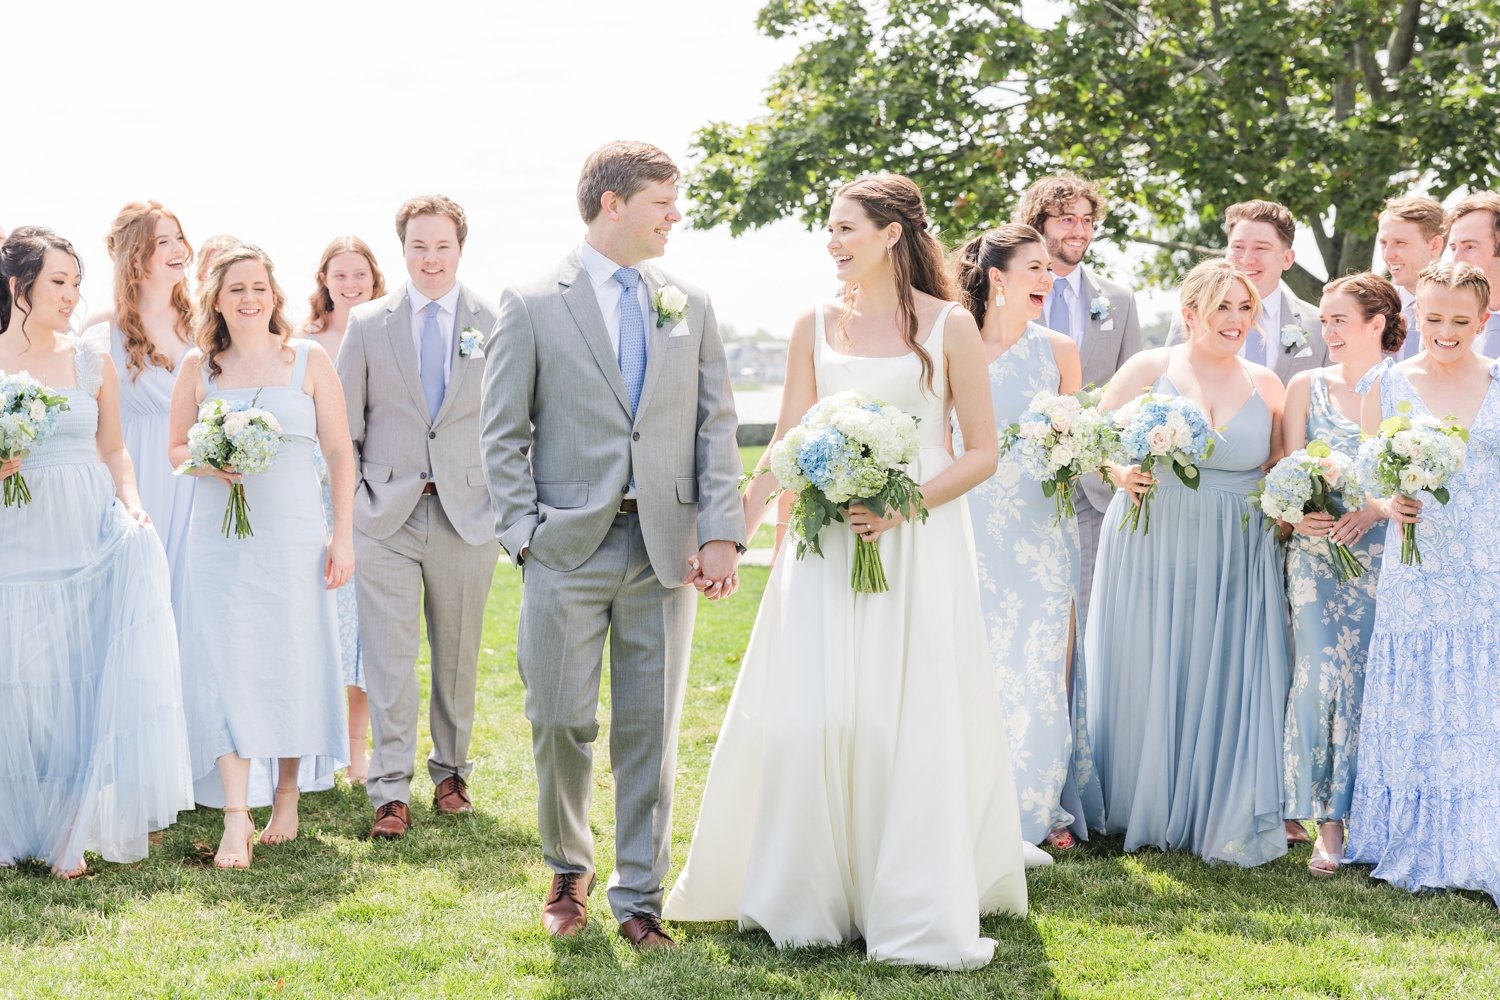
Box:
[194,234,240,286]
[1416,260,1492,314]
[307,236,387,331]
[1381,195,1447,241]
[1179,258,1262,336]
[105,201,195,379]
[194,243,294,378]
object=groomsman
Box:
[1014,174,1141,632]
[1377,196,1446,360]
[337,195,500,839]
[482,142,745,949]
[1447,192,1500,357]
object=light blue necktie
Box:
[614,267,647,414]
[1243,309,1268,365]
[1048,281,1071,339]
[419,300,446,421]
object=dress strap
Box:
[66,335,106,398]
[924,302,957,397]
[289,339,312,392]
[1355,356,1393,396]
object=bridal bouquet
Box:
[1000,388,1115,522]
[1355,402,1468,565]
[1111,391,1216,535]
[757,390,927,593]
[1250,441,1366,582]
[175,396,285,538]
[0,370,71,507]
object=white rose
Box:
[28,400,47,421]
[1145,425,1173,455]
[222,412,251,437]
[657,285,689,315]
[1390,431,1417,459]
[1049,442,1077,468]
[1398,468,1423,493]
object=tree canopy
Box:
[687,1,1500,297]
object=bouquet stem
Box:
[1119,485,1154,535]
[1401,523,1420,566]
[851,536,888,593]
[1324,538,1367,583]
[221,482,255,539]
[3,472,32,508]
[1054,482,1076,522]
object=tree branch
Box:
[1386,0,1423,77]
[1127,235,1221,257]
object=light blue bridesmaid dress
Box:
[313,446,362,689]
[956,322,1090,845]
[177,340,347,807]
[0,340,192,871]
[1081,364,1291,866]
[100,323,196,615]
[1347,359,1500,901]
[1283,370,1381,824]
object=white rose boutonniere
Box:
[1089,295,1111,321]
[654,285,688,329]
[459,325,485,359]
[1280,323,1307,353]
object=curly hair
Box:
[193,243,294,378]
[1014,174,1107,234]
[105,201,196,379]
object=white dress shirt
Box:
[1396,287,1421,360]
[408,284,462,385]
[580,240,651,363]
[1042,268,1088,350]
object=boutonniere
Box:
[1280,322,1307,353]
[459,325,485,359]
[1089,295,1111,321]
[654,285,688,329]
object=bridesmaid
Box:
[952,223,1089,849]
[1082,258,1290,866]
[85,202,198,611]
[1348,261,1500,901]
[194,234,239,289]
[1281,273,1398,876]
[304,236,386,783]
[169,243,353,868]
[0,227,192,878]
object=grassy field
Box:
[5,467,1499,997]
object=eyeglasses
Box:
[1044,214,1096,231]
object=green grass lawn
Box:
[5,566,1499,999]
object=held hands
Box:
[0,457,19,482]
[844,502,905,541]
[325,536,355,590]
[685,539,740,601]
[1108,463,1155,506]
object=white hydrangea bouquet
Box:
[175,395,285,538]
[1355,401,1468,565]
[1111,391,1216,535]
[1249,440,1366,582]
[0,370,71,507]
[754,389,928,593]
[1000,388,1116,522]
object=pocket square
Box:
[1294,346,1313,359]
[668,322,691,338]
[1099,319,1115,332]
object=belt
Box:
[421,482,438,495]
[617,498,638,515]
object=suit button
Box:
[419,472,429,480]
[428,431,436,440]
[632,432,640,441]
[621,485,628,494]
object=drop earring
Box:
[994,287,1006,308]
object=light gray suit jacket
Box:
[480,250,746,584]
[338,282,500,547]
[1168,286,1328,383]
[1068,266,1143,513]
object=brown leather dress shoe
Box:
[542,871,595,937]
[618,913,676,950]
[433,774,473,814]
[369,801,412,839]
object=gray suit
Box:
[1168,286,1328,383]
[481,249,744,921]
[338,282,501,809]
[1063,267,1142,640]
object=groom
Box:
[481,141,745,949]
[338,194,500,839]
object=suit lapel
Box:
[432,285,473,426]
[560,252,633,416]
[634,265,671,419]
[1077,267,1109,380]
[384,287,429,416]
[1273,288,1304,380]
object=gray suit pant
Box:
[518,513,696,922]
[356,496,499,809]
[1075,500,1106,642]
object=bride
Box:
[664,174,1044,970]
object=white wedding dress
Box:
[665,304,1041,970]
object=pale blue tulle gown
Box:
[93,323,195,616]
[1283,370,1381,824]
[0,340,193,871]
[665,304,1034,971]
[956,322,1090,845]
[1347,359,1500,900]
[1081,367,1290,866]
[178,340,347,807]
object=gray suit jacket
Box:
[1069,266,1143,513]
[338,282,500,547]
[480,250,746,584]
[1168,286,1328,383]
